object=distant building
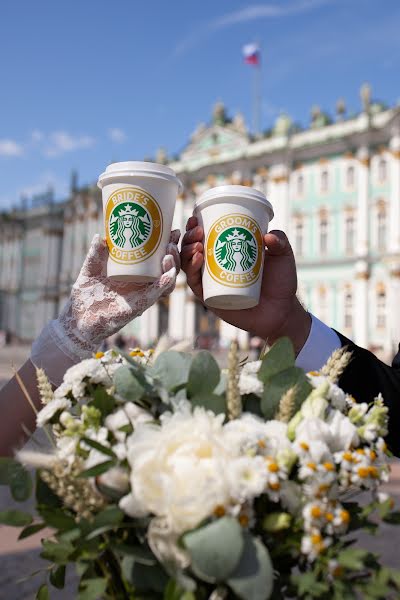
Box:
[1,85,400,360]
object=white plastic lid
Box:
[194,185,274,220]
[98,161,182,192]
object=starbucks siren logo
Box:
[206,214,263,288]
[105,187,163,264]
[215,227,257,273]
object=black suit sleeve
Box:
[334,331,400,457]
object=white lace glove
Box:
[31,231,180,386]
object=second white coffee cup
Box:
[194,185,274,310]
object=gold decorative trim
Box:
[318,157,329,164]
[391,150,400,159]
[358,157,370,167]
[390,269,400,278]
[256,167,268,176]
[375,281,386,293]
[355,271,369,280]
[271,175,288,184]
[344,151,354,159]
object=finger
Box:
[80,234,108,278]
[161,253,175,273]
[169,229,181,245]
[184,250,203,278]
[186,215,198,231]
[158,266,177,291]
[181,225,204,247]
[181,241,203,261]
[166,242,181,273]
[264,230,293,256]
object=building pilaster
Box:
[354,260,369,348]
[268,165,289,232]
[389,133,400,254]
[356,147,370,257]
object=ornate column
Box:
[268,165,289,232]
[388,262,400,354]
[389,133,400,254]
[354,260,369,348]
[356,147,370,257]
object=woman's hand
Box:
[31,231,180,385]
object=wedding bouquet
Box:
[1,338,400,600]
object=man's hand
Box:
[181,216,311,354]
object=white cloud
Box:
[172,0,331,57]
[44,131,96,157]
[0,139,24,157]
[31,129,44,143]
[108,128,127,143]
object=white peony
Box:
[37,397,71,427]
[120,407,233,534]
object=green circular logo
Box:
[214,227,258,273]
[109,201,152,251]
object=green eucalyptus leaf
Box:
[152,351,192,391]
[183,516,244,583]
[0,457,14,484]
[164,578,196,600]
[78,577,107,600]
[0,457,32,501]
[114,366,145,402]
[36,584,49,600]
[50,564,66,589]
[187,351,220,398]
[122,556,169,592]
[261,367,311,420]
[190,392,226,415]
[258,338,295,383]
[0,509,33,526]
[18,522,47,540]
[79,460,115,478]
[91,386,115,416]
[227,533,274,600]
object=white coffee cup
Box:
[97,161,182,281]
[194,185,274,310]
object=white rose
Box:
[326,410,359,452]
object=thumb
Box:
[79,234,108,278]
[264,230,293,257]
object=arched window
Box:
[346,165,355,188]
[345,212,355,254]
[377,202,387,251]
[297,174,304,196]
[319,211,329,255]
[376,286,386,329]
[378,158,387,183]
[294,218,304,256]
[344,289,353,329]
[321,170,329,193]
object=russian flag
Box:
[242,43,260,66]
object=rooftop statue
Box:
[273,112,293,136]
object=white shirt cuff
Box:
[295,314,341,373]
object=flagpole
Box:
[253,53,261,136]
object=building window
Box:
[346,165,355,188]
[376,288,386,329]
[378,158,387,183]
[319,214,329,255]
[318,287,328,323]
[294,219,304,256]
[344,290,353,329]
[321,170,329,193]
[345,213,355,254]
[297,174,304,196]
[377,204,387,251]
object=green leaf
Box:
[50,564,66,589]
[81,437,116,458]
[79,460,115,478]
[37,507,77,531]
[291,572,329,597]
[36,584,49,600]
[164,578,196,600]
[187,351,220,398]
[78,577,107,600]
[122,556,169,592]
[41,539,75,564]
[90,505,124,529]
[190,392,226,415]
[383,511,400,524]
[258,338,295,383]
[114,365,144,402]
[91,386,116,416]
[0,458,32,501]
[0,509,33,526]
[227,533,274,600]
[36,473,62,508]
[152,351,192,391]
[183,516,244,583]
[337,548,370,570]
[18,522,47,539]
[111,542,156,565]
[262,512,291,532]
[261,367,311,420]
[389,568,400,588]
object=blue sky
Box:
[1,0,400,209]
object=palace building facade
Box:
[1,85,400,360]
